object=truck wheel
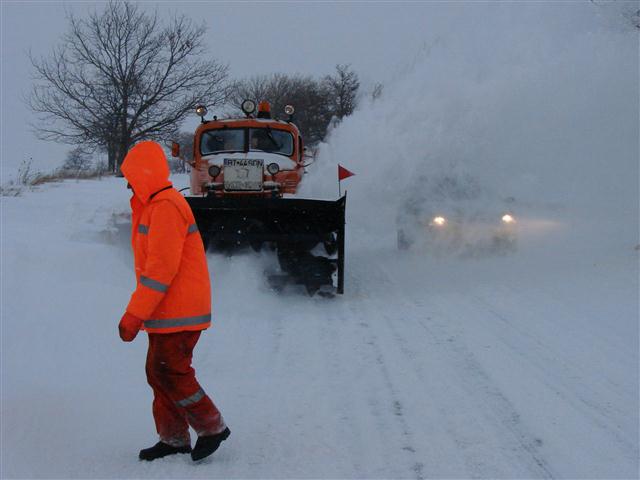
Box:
[323,233,338,256]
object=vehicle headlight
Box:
[241,99,256,115]
[501,214,515,224]
[431,216,446,226]
[267,163,280,175]
[208,165,221,178]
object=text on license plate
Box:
[224,158,264,191]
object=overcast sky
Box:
[1,1,451,179]
[0,1,635,180]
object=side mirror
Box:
[171,142,180,158]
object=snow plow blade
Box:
[186,195,347,294]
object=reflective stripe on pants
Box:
[176,388,206,407]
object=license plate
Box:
[223,158,264,191]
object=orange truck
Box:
[172,100,346,295]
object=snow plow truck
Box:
[171,100,346,295]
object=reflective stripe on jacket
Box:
[121,141,211,334]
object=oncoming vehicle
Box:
[396,174,517,256]
[172,100,346,295]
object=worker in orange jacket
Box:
[118,141,230,462]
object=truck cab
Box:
[189,101,305,197]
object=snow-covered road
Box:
[1,177,637,479]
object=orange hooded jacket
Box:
[121,141,211,334]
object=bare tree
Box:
[169,131,194,173]
[323,64,360,120]
[229,73,334,144]
[228,73,298,118]
[62,147,92,172]
[285,76,333,144]
[28,1,229,173]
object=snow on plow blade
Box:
[186,195,347,294]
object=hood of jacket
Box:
[121,141,172,204]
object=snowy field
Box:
[2,4,639,479]
[1,171,637,479]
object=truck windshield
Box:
[200,129,244,155]
[250,128,294,156]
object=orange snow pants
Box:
[145,331,225,447]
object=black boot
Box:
[191,427,231,461]
[139,441,191,461]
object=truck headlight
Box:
[267,163,280,175]
[208,165,221,178]
[501,214,515,224]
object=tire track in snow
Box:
[360,262,555,478]
[347,301,427,480]
[346,265,428,479]
[415,300,554,478]
[467,290,638,459]
[379,309,515,478]
[315,310,370,475]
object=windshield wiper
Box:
[265,126,281,149]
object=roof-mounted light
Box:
[195,105,208,117]
[241,99,256,116]
[257,100,271,119]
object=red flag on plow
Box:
[338,165,355,197]
[338,164,355,181]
